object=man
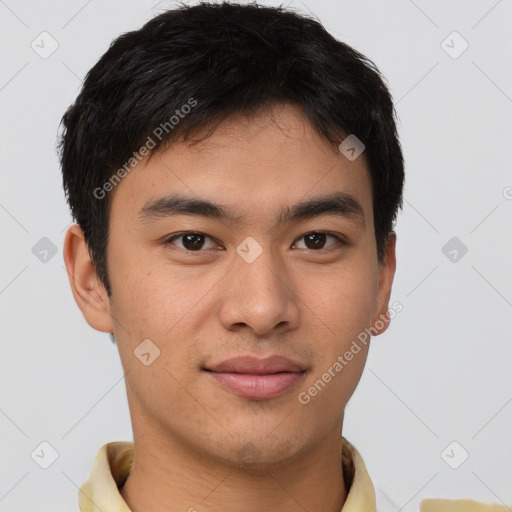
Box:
[59,2,508,511]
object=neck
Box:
[120,426,347,512]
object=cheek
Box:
[107,247,219,384]
[299,256,377,409]
[298,258,379,343]
[297,271,374,417]
[107,242,193,335]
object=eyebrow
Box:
[138,192,365,227]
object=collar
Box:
[78,438,509,512]
[78,436,375,512]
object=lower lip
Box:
[207,371,305,399]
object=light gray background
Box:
[1,0,511,511]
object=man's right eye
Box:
[163,232,222,252]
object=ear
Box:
[63,224,114,333]
[370,232,397,336]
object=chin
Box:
[205,430,305,472]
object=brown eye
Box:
[293,232,344,251]
[304,232,327,250]
[181,233,206,250]
[165,232,219,251]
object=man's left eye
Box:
[292,232,344,251]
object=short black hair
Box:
[58,1,404,297]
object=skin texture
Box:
[64,103,396,512]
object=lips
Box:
[206,355,306,374]
[205,355,306,400]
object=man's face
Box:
[73,104,395,468]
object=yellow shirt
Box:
[78,438,509,512]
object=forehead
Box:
[107,104,373,226]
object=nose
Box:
[218,244,300,337]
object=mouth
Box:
[203,355,307,400]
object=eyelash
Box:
[163,231,347,252]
